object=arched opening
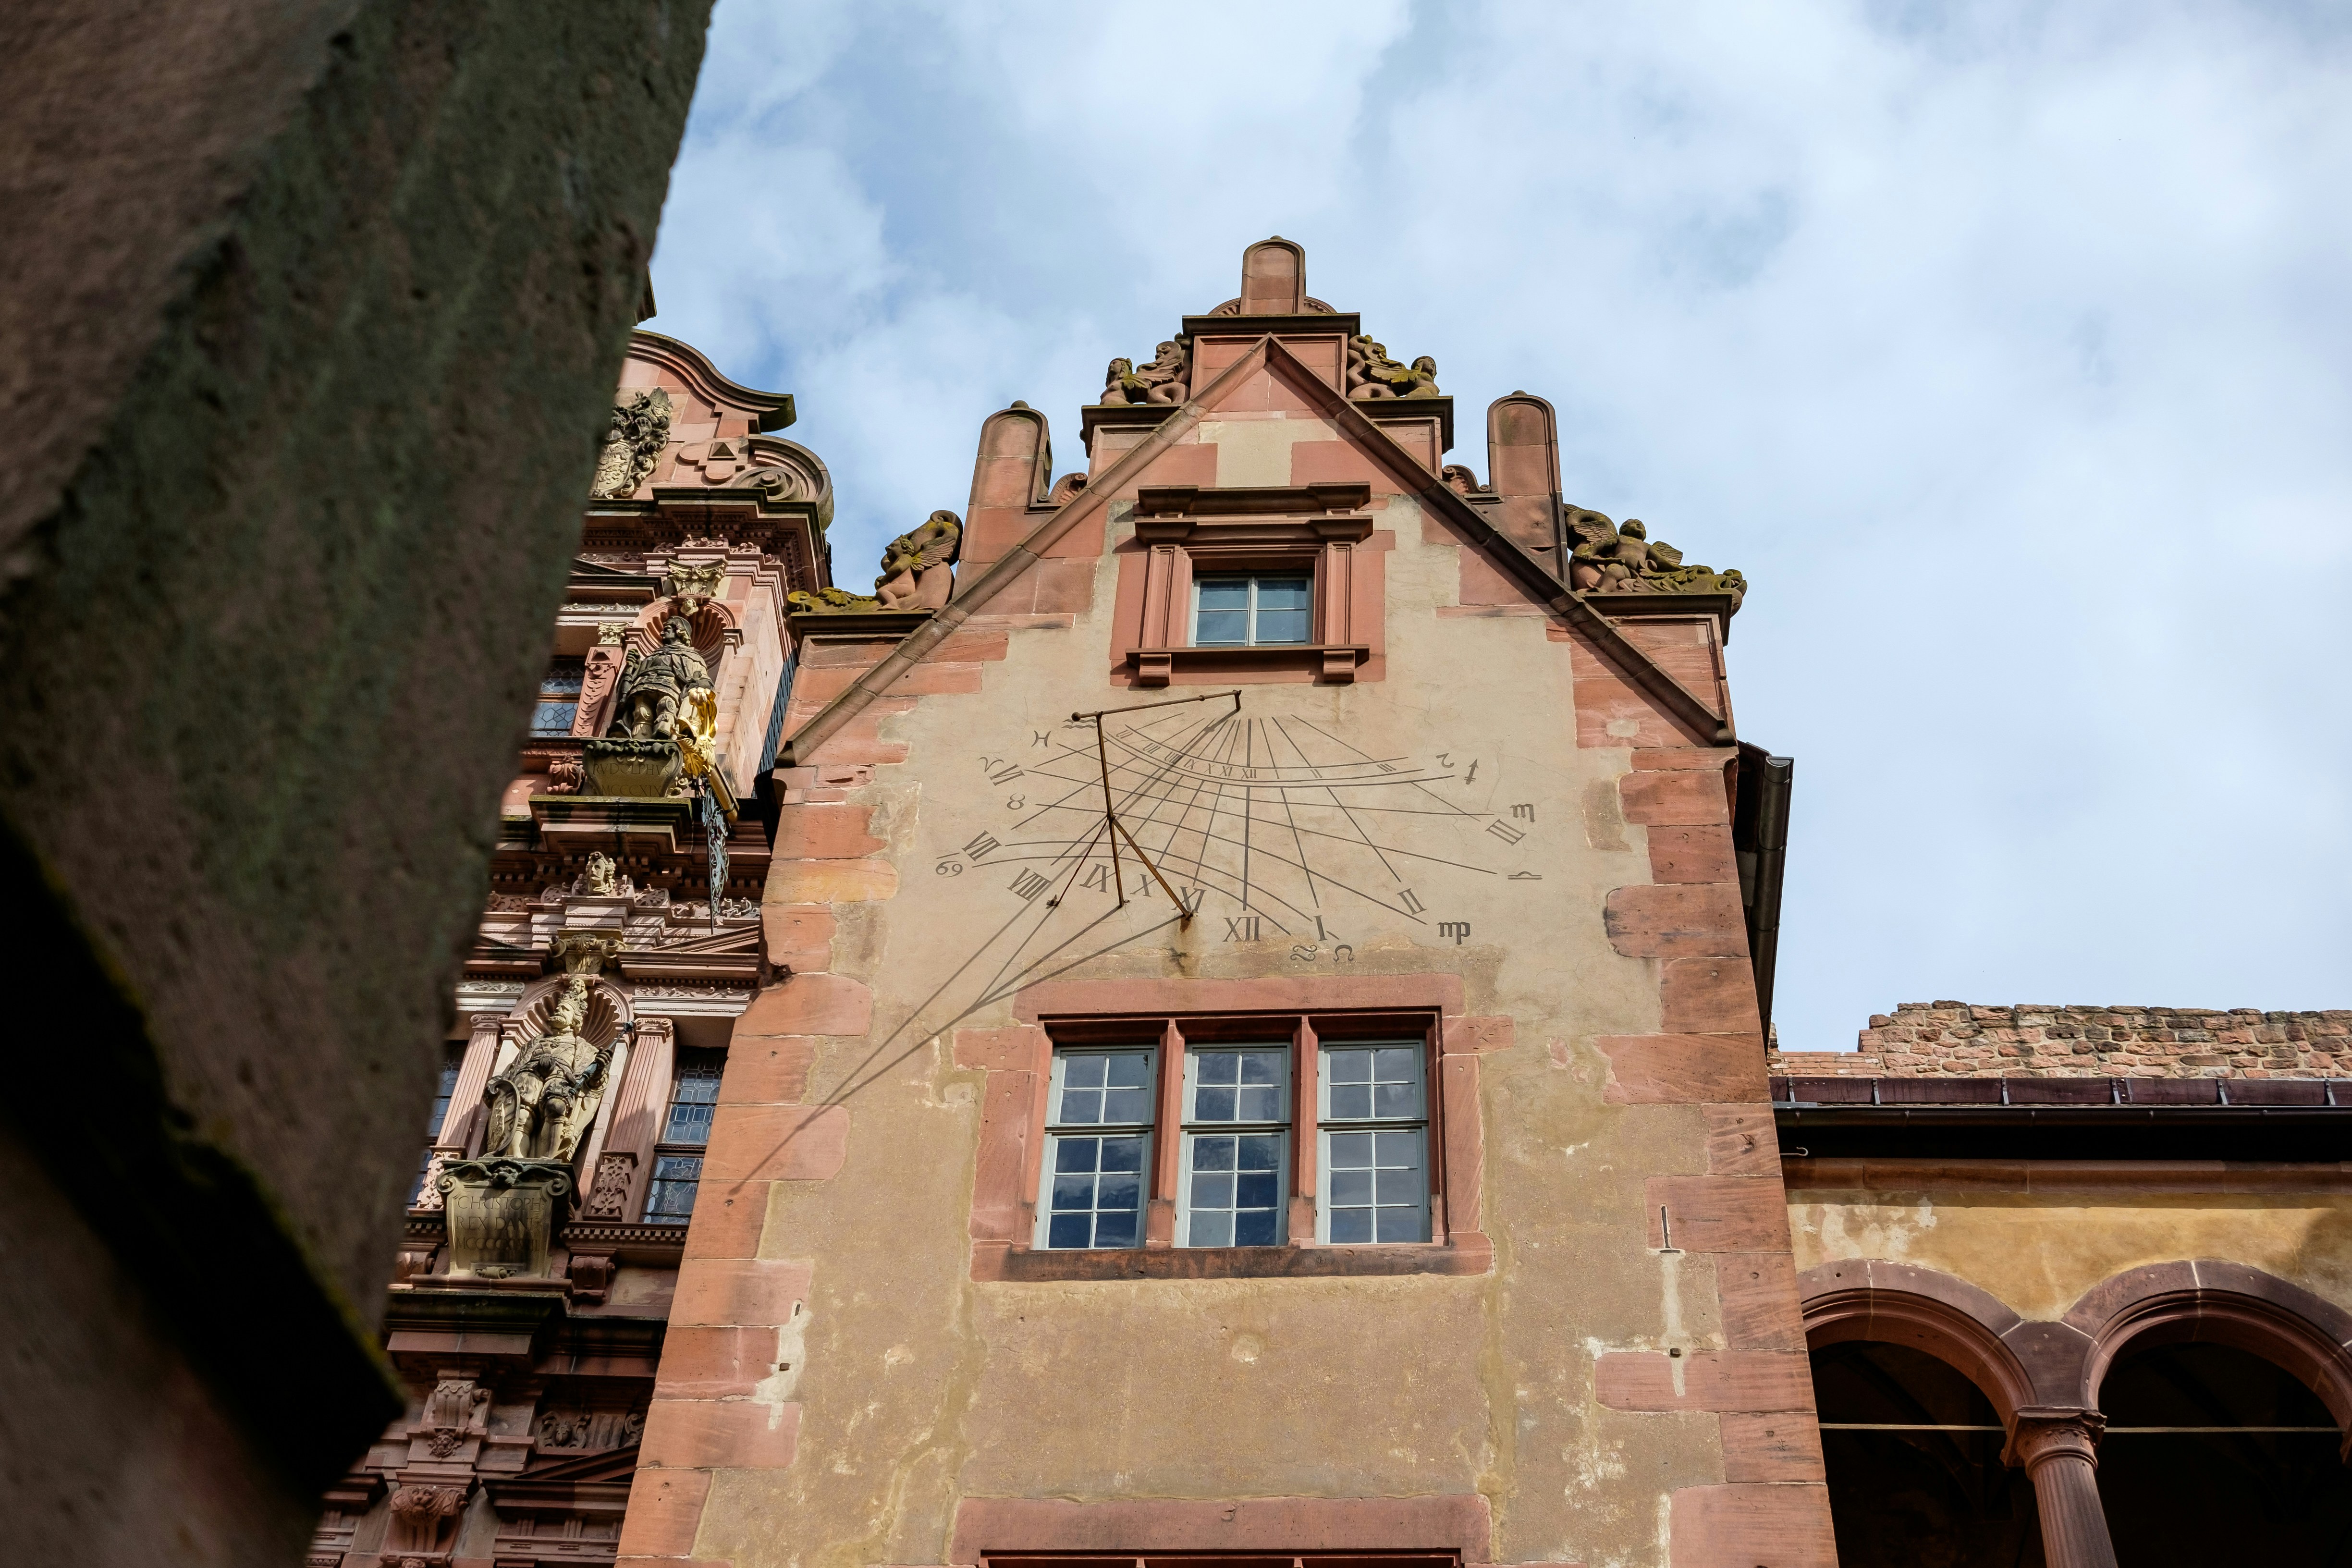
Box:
[2094,1342,2352,1565]
[1812,1340,2046,1567]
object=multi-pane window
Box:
[644,1048,724,1223]
[1319,1042,1430,1243]
[1039,1048,1154,1249]
[408,1041,466,1205]
[1030,1019,1444,1254]
[1180,1045,1288,1247]
[530,657,587,736]
[1190,574,1311,647]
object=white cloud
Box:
[648,0,2352,1047]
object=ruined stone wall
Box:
[1772,1002,2352,1079]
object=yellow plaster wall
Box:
[1788,1188,2352,1324]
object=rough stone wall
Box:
[0,1,712,1561]
[1772,1002,2352,1078]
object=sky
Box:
[645,0,2352,1052]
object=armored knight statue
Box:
[609,615,713,743]
[482,977,614,1165]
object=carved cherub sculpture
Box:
[1568,518,1741,605]
[1346,336,1438,399]
[872,510,963,611]
[608,615,713,743]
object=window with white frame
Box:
[1318,1041,1430,1243]
[1190,573,1312,647]
[1040,1047,1154,1249]
[1179,1043,1289,1247]
[644,1047,724,1223]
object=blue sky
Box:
[646,0,2352,1050]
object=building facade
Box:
[324,242,2351,1568]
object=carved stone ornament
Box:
[788,509,962,615]
[579,852,619,896]
[1098,339,1189,405]
[662,559,728,608]
[1346,335,1440,400]
[438,1156,573,1278]
[590,387,673,499]
[543,755,585,795]
[480,975,616,1166]
[386,1482,468,1556]
[1567,516,1747,607]
[580,1151,637,1220]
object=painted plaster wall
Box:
[657,404,1806,1568]
[1789,1188,2352,1324]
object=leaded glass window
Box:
[645,1048,726,1224]
[530,657,586,736]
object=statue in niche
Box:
[1568,517,1747,607]
[482,977,614,1165]
[788,509,963,615]
[608,615,713,743]
[1100,340,1188,405]
[590,388,674,498]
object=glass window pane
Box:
[540,659,587,696]
[1252,606,1310,645]
[1329,1050,1373,1084]
[1189,1210,1235,1247]
[1105,1054,1151,1088]
[1194,578,1250,647]
[1184,1130,1283,1249]
[1060,1088,1104,1123]
[1237,1084,1282,1120]
[1376,1207,1427,1243]
[1055,1051,1151,1126]
[1064,1055,1107,1089]
[1329,1084,1372,1119]
[1101,1085,1152,1122]
[662,1049,726,1145]
[1254,576,1311,611]
[1191,1049,1283,1122]
[645,1154,703,1222]
[1330,1207,1372,1244]
[530,700,580,736]
[1197,578,1250,610]
[1039,1133,1146,1250]
[1238,1051,1282,1085]
[1195,1085,1237,1120]
[1235,1208,1279,1246]
[1198,1054,1239,1085]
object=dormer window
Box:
[1191,574,1312,647]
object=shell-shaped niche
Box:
[513,974,633,1051]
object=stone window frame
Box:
[968,991,1488,1282]
[1113,482,1386,687]
[642,1045,724,1224]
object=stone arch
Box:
[1799,1259,2048,1425]
[510,969,634,1055]
[625,591,738,668]
[2067,1260,2352,1453]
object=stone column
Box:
[2008,1407,2118,1568]
[585,1015,674,1219]
[444,1013,509,1154]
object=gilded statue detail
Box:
[590,388,674,499]
[609,616,714,743]
[789,510,962,616]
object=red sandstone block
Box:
[876,661,983,697]
[1704,1107,1779,1176]
[1029,558,1099,612]
[1646,1175,1789,1252]
[718,1039,817,1105]
[1604,883,1750,958]
[1595,1035,1769,1104]
[700,1103,850,1184]
[1631,747,1737,771]
[616,1467,711,1557]
[655,1325,773,1399]
[640,1397,801,1470]
[791,665,862,703]
[771,803,885,860]
[1444,1015,1515,1054]
[1573,671,1704,749]
[1715,1253,1806,1351]
[930,629,1011,664]
[681,1180,770,1262]
[1647,825,1737,883]
[1661,958,1764,1034]
[801,698,915,767]
[761,904,834,973]
[1618,771,1729,826]
[735,973,871,1039]
[953,1026,1046,1072]
[1670,1483,1836,1568]
[1593,1350,1813,1412]
[672,1256,812,1328]
[970,1069,1038,1243]
[800,637,898,668]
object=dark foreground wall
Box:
[0,2,712,1559]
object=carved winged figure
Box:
[607,615,713,743]
[1568,517,1745,606]
[873,510,963,611]
[482,978,614,1164]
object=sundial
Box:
[840,689,1548,1093]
